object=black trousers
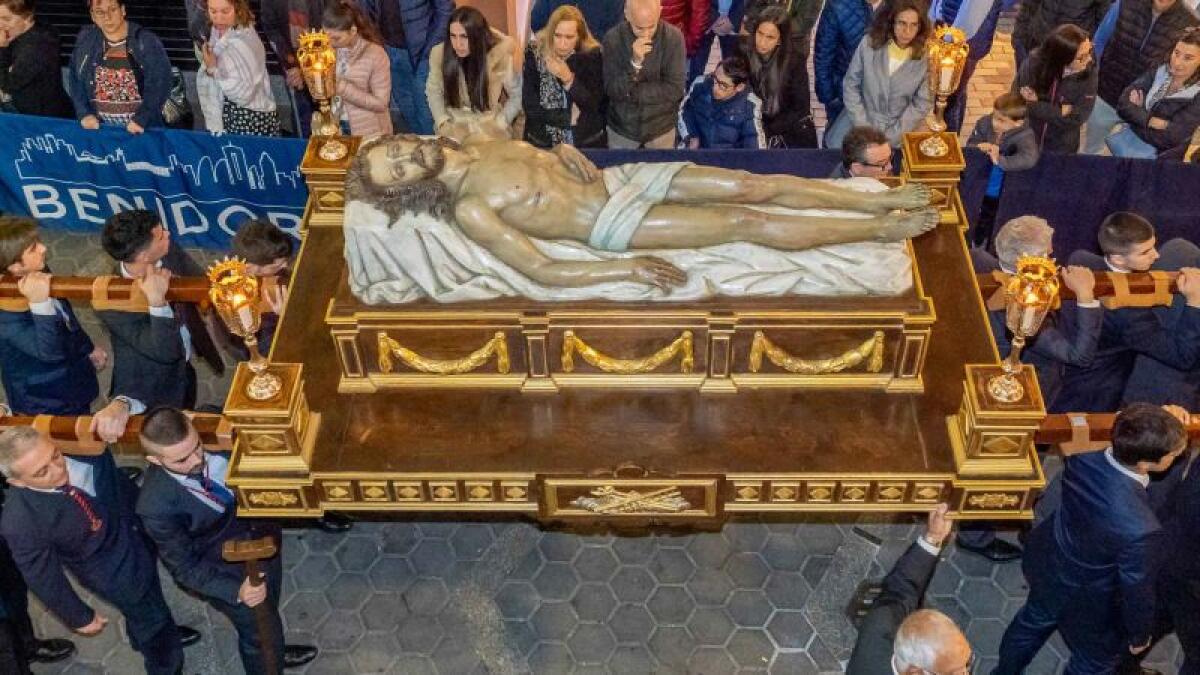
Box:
[0,539,36,657]
[1118,569,1200,674]
[0,619,30,674]
[974,195,1001,249]
[104,572,183,675]
[204,554,285,675]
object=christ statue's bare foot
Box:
[877,208,940,242]
[873,183,933,214]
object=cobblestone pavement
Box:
[9,21,1185,672]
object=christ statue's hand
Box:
[625,256,687,291]
[553,144,600,183]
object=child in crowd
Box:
[967,92,1041,248]
[677,55,766,149]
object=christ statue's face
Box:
[365,138,447,189]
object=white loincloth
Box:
[590,162,691,251]
[343,176,914,304]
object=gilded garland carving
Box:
[561,330,694,375]
[377,331,510,375]
[967,493,1020,509]
[247,491,299,507]
[570,485,691,513]
[749,331,885,374]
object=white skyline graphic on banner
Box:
[15,133,303,191]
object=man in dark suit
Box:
[1060,212,1200,412]
[846,504,974,674]
[92,210,224,440]
[1119,413,1199,675]
[137,407,317,673]
[995,403,1190,674]
[226,219,294,357]
[0,426,200,674]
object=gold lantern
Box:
[297,30,347,159]
[920,27,970,158]
[987,255,1060,403]
[207,257,283,401]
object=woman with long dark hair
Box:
[740,5,816,148]
[321,0,391,137]
[426,5,519,135]
[1111,27,1200,159]
[522,4,605,148]
[825,0,933,148]
[1011,23,1096,153]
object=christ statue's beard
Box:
[411,143,446,176]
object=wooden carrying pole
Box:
[0,413,231,455]
[222,537,280,675]
[976,270,1183,300]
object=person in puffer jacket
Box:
[1111,26,1200,157]
[678,53,766,147]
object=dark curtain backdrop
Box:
[587,148,1200,259]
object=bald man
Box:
[846,505,974,674]
[603,0,687,148]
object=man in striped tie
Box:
[136,406,317,674]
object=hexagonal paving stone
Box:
[762,534,808,572]
[361,592,407,632]
[724,552,770,589]
[350,631,399,673]
[648,625,696,668]
[724,520,769,552]
[326,572,372,611]
[495,581,541,620]
[607,644,656,673]
[282,590,331,633]
[612,536,657,564]
[305,652,356,675]
[574,546,619,582]
[960,578,1007,620]
[687,607,736,645]
[368,556,417,593]
[380,523,419,555]
[388,655,437,675]
[511,548,545,581]
[528,641,574,674]
[928,557,965,596]
[334,536,381,572]
[572,583,617,622]
[801,555,832,588]
[533,562,580,601]
[966,618,1008,655]
[764,571,811,610]
[504,619,538,657]
[727,628,775,669]
[293,555,340,591]
[449,524,494,560]
[431,636,482,673]
[726,588,773,627]
[948,545,997,579]
[993,561,1029,597]
[538,530,583,562]
[926,595,972,628]
[611,566,656,603]
[767,610,814,649]
[415,521,459,538]
[410,539,455,577]
[795,522,845,555]
[316,609,365,651]
[770,650,821,674]
[688,646,738,675]
[403,577,449,616]
[647,585,695,625]
[687,567,735,607]
[688,534,734,569]
[397,614,445,654]
[568,623,617,665]
[649,548,696,584]
[610,603,655,643]
[531,601,578,641]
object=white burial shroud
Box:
[343,177,914,304]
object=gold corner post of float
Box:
[987,255,1060,403]
[207,258,283,401]
[921,27,970,158]
[297,29,348,160]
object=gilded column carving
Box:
[223,362,321,477]
[901,131,966,226]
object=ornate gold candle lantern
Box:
[987,255,1060,403]
[208,257,283,401]
[297,30,347,159]
[920,27,970,157]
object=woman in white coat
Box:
[826,0,933,148]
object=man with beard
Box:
[136,407,317,674]
[346,134,938,292]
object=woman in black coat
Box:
[740,5,816,148]
[1112,27,1200,159]
[0,0,73,118]
[522,4,606,148]
[1011,23,1097,154]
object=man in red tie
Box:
[0,426,200,674]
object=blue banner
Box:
[0,113,309,249]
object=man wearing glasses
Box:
[846,504,976,675]
[67,0,174,133]
[832,125,895,179]
[136,406,317,673]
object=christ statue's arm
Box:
[453,196,686,290]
